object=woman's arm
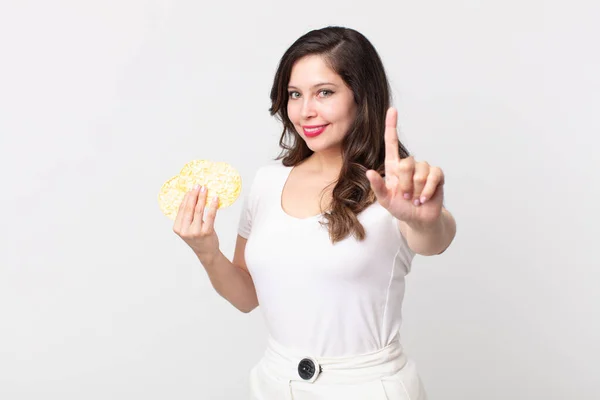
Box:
[198,234,258,313]
[399,207,457,256]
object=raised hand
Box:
[366,107,445,226]
[172,185,221,263]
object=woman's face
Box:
[287,55,357,154]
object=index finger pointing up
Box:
[384,107,400,165]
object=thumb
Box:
[366,170,389,205]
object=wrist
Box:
[195,249,222,268]
[405,210,446,234]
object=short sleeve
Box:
[237,168,261,239]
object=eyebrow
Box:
[287,82,338,90]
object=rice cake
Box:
[158,175,187,220]
[158,160,242,220]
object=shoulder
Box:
[252,161,289,184]
[243,161,288,195]
[257,160,289,174]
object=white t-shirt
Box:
[237,162,415,357]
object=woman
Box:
[173,26,456,399]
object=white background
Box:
[1,0,598,399]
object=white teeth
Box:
[305,126,325,132]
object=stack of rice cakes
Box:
[158,160,242,220]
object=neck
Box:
[305,149,344,176]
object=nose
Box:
[300,97,317,119]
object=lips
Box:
[302,124,328,138]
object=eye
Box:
[288,91,300,99]
[318,89,334,97]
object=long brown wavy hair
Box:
[269,26,410,243]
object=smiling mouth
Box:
[303,124,328,137]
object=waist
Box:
[259,335,408,384]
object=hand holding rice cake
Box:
[158,160,242,220]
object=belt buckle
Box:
[297,356,321,383]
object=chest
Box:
[280,171,336,218]
[246,201,400,284]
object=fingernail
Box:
[193,184,200,190]
[413,198,420,206]
[200,185,206,192]
[403,193,411,200]
[420,196,427,203]
[212,196,219,203]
